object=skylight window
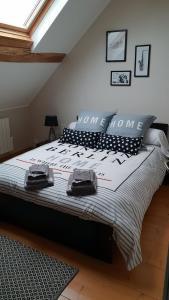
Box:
[0,0,48,29]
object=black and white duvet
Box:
[0,141,166,270]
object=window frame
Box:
[0,0,54,35]
[0,0,66,62]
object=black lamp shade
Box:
[45,115,58,127]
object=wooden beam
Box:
[0,52,66,62]
[0,46,30,55]
[0,28,32,49]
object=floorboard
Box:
[0,185,169,300]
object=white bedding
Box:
[5,141,155,191]
[0,141,166,270]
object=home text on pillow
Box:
[78,115,107,127]
[108,119,144,131]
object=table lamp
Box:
[45,115,58,142]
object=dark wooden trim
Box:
[0,52,66,62]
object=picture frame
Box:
[106,30,127,62]
[134,45,151,77]
[110,71,131,86]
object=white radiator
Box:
[0,118,13,155]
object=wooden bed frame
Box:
[0,122,168,263]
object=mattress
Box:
[0,141,166,270]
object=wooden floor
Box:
[0,186,169,300]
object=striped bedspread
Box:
[0,143,166,270]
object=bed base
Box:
[0,193,114,263]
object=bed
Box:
[0,122,168,271]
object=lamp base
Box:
[48,127,56,142]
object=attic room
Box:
[0,0,169,299]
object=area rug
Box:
[0,235,78,300]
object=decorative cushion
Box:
[106,114,156,137]
[96,134,143,155]
[59,128,100,149]
[75,111,116,132]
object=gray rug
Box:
[0,235,78,300]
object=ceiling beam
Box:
[0,28,33,49]
[0,52,66,63]
[0,21,66,63]
[0,46,30,55]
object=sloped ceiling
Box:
[0,0,111,111]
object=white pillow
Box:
[68,122,76,129]
[143,128,169,156]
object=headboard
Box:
[151,122,168,136]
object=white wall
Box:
[0,63,58,110]
[0,106,32,151]
[30,0,169,143]
[0,0,111,151]
[33,0,111,53]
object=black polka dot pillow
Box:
[96,134,143,155]
[59,128,100,149]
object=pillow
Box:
[59,128,100,149]
[143,128,169,156]
[96,134,143,155]
[106,114,156,137]
[68,121,76,129]
[75,111,116,132]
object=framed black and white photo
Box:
[134,45,151,77]
[110,71,131,86]
[106,30,127,62]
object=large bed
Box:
[0,122,168,271]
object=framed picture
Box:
[110,71,131,86]
[106,30,127,62]
[134,45,151,77]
